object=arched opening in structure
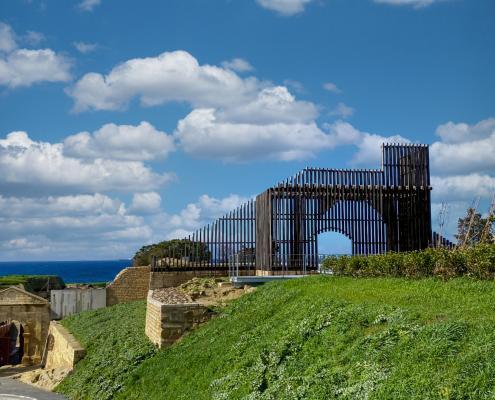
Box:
[0,320,24,366]
[317,231,352,256]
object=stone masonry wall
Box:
[145,291,209,348]
[44,321,85,370]
[106,266,151,306]
[149,269,251,290]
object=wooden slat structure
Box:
[153,144,435,273]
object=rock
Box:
[152,288,192,304]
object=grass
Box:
[0,274,65,291]
[58,277,495,399]
[66,282,108,287]
[55,301,156,400]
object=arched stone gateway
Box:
[0,286,50,366]
[152,144,451,274]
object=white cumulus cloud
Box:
[323,82,342,94]
[67,50,260,112]
[431,174,495,201]
[176,108,331,162]
[0,23,71,88]
[0,193,155,261]
[63,121,175,161]
[256,0,313,15]
[0,23,16,53]
[324,121,410,166]
[130,192,162,215]
[431,118,495,175]
[221,58,254,72]
[330,102,355,119]
[73,41,98,54]
[154,194,251,240]
[0,130,172,196]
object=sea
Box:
[0,259,133,284]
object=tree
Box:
[455,207,494,246]
[133,239,211,266]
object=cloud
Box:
[435,118,495,144]
[0,23,71,88]
[23,31,45,46]
[256,0,313,15]
[221,58,253,72]
[373,0,445,8]
[431,174,495,201]
[0,23,16,53]
[0,193,154,261]
[172,85,323,162]
[73,41,98,54]
[63,121,175,161]
[68,50,260,112]
[330,102,355,119]
[0,193,124,219]
[0,191,253,261]
[218,86,318,124]
[78,0,101,12]
[129,192,162,215]
[431,118,495,175]
[323,82,342,94]
[0,49,72,88]
[323,121,410,166]
[68,50,331,162]
[176,108,331,162]
[156,194,251,239]
[283,79,305,93]
[0,130,172,196]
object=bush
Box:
[322,244,495,280]
[465,244,495,279]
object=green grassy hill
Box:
[58,277,495,399]
[0,274,65,292]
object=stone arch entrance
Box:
[0,286,50,365]
[0,320,24,366]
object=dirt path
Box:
[0,376,67,400]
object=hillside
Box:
[0,274,65,292]
[58,277,495,399]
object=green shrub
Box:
[465,244,495,279]
[433,248,467,279]
[323,244,495,280]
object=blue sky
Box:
[0,0,494,260]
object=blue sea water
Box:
[0,260,133,283]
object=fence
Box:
[50,288,106,319]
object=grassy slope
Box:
[0,274,65,291]
[56,301,156,400]
[59,277,495,399]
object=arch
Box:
[0,286,50,366]
[316,199,387,255]
[0,320,24,366]
[317,231,352,255]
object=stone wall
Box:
[44,321,85,370]
[0,286,51,365]
[106,266,151,306]
[150,270,248,290]
[145,291,209,348]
